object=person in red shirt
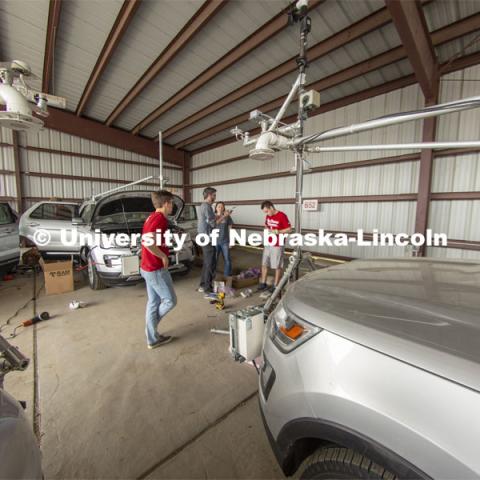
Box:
[258,200,292,293]
[140,190,177,349]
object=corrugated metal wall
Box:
[191,83,423,258]
[0,128,16,207]
[191,67,480,260]
[0,127,182,213]
[426,65,480,259]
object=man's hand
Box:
[161,253,169,269]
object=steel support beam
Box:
[414,95,437,256]
[105,0,226,127]
[42,0,62,93]
[12,131,23,213]
[183,153,192,203]
[386,0,438,101]
[76,0,141,116]
[44,107,185,166]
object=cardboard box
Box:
[40,258,74,295]
[232,276,259,289]
[215,275,233,288]
[217,274,258,289]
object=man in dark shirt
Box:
[140,190,177,349]
[197,187,230,294]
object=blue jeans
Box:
[140,268,177,345]
[216,242,232,277]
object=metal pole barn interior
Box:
[1,0,479,261]
[1,1,480,479]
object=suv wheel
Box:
[87,254,106,290]
[297,447,396,480]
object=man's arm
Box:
[203,204,218,229]
[146,243,169,268]
[143,226,169,268]
[272,213,292,234]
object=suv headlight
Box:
[103,254,120,267]
[268,302,321,353]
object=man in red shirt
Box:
[140,190,177,349]
[258,200,292,293]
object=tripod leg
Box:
[263,252,302,313]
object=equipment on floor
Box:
[21,312,50,327]
[6,255,47,338]
[69,301,86,310]
[10,311,50,338]
[0,334,29,378]
[210,328,229,335]
[0,60,66,131]
[229,306,265,362]
[209,292,225,310]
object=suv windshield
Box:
[94,198,152,226]
[93,196,181,226]
[178,204,197,222]
[0,203,13,225]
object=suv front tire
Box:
[297,446,396,480]
[87,254,106,290]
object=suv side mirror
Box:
[72,217,86,226]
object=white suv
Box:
[260,258,480,479]
[0,202,19,273]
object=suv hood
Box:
[90,190,184,224]
[285,258,480,392]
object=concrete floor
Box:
[1,248,296,479]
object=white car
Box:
[19,201,80,255]
[19,192,195,290]
[78,190,194,290]
[0,202,20,274]
[260,258,480,479]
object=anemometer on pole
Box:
[0,60,66,132]
[230,0,480,314]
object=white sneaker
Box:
[197,286,205,293]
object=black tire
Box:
[87,254,106,290]
[297,447,396,480]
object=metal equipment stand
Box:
[264,5,312,313]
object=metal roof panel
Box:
[0,0,49,89]
[53,0,124,111]
[84,0,202,121]
[113,0,290,131]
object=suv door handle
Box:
[28,222,40,227]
